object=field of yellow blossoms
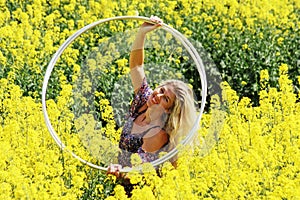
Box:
[1,0,300,199]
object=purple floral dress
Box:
[118,78,169,167]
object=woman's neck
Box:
[143,111,151,124]
[144,110,166,127]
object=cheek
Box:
[161,101,172,111]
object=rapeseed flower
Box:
[0,0,299,199]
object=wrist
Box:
[137,29,147,37]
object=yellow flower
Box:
[77,20,85,28]
[260,69,269,81]
[279,63,288,75]
[277,37,284,45]
[113,185,129,200]
[242,43,249,50]
[131,185,156,200]
[115,58,128,68]
[0,0,300,199]
[122,66,130,74]
[130,153,143,166]
[95,91,105,97]
[0,50,7,65]
[259,32,264,39]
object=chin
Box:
[146,100,152,107]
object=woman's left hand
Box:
[139,15,163,34]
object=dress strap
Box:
[132,125,161,137]
[136,107,147,116]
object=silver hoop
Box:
[42,16,207,172]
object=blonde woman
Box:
[108,16,197,178]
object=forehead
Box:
[161,85,176,100]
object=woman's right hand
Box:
[107,164,123,178]
[139,15,163,35]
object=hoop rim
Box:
[41,16,207,173]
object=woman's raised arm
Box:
[130,16,162,93]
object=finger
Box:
[106,165,112,175]
[150,15,159,21]
[150,15,163,24]
[115,164,122,171]
[109,163,116,172]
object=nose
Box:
[156,93,163,98]
[153,93,163,104]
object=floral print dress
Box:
[118,78,169,167]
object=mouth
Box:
[149,95,157,105]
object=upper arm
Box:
[130,66,145,94]
[130,49,146,93]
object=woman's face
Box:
[147,85,176,112]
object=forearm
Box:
[130,31,146,69]
[129,17,162,91]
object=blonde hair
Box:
[159,80,198,150]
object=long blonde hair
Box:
[159,80,198,150]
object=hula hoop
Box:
[42,16,207,173]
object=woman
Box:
[109,16,197,176]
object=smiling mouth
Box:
[150,96,157,105]
[151,97,157,104]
